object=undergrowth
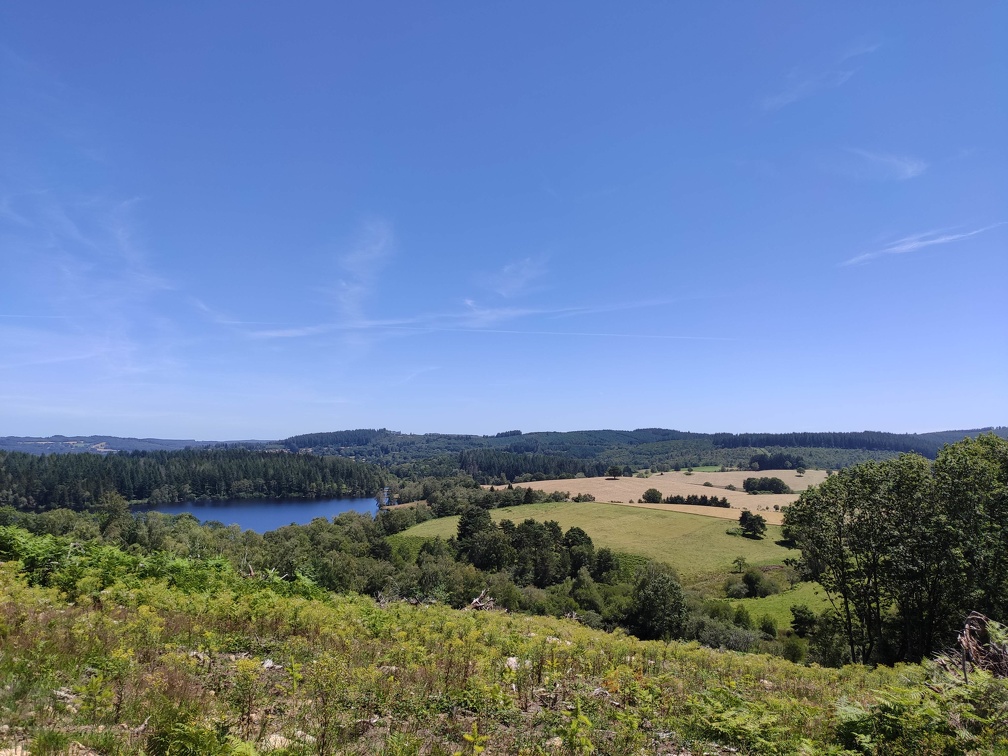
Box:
[1,525,1005,755]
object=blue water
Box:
[149,497,378,533]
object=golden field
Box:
[497,468,827,526]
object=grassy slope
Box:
[396,501,833,623]
[0,560,920,755]
[731,581,831,627]
[400,501,791,578]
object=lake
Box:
[149,497,378,533]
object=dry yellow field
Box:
[498,469,825,526]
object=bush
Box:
[790,604,817,638]
[758,614,778,639]
[742,568,780,597]
[684,613,758,652]
[642,488,662,504]
[782,635,807,663]
[724,578,749,599]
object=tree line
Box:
[748,452,805,471]
[713,430,1007,459]
[457,449,607,483]
[0,448,384,511]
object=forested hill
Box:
[4,427,1005,482]
[0,435,217,454]
[709,429,1008,459]
[282,426,1008,470]
[0,447,384,511]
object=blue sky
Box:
[1,3,1005,439]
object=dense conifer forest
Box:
[0,448,384,511]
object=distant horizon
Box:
[5,423,1007,445]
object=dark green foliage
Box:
[626,562,688,641]
[0,447,384,511]
[784,434,1008,664]
[738,510,767,539]
[458,448,606,482]
[641,487,662,504]
[591,547,620,583]
[457,505,494,544]
[742,567,779,597]
[733,604,753,630]
[758,615,778,638]
[661,493,730,508]
[782,635,807,663]
[749,452,805,471]
[716,429,1008,459]
[790,604,818,638]
[742,477,792,494]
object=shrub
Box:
[685,614,758,652]
[790,604,818,638]
[733,605,753,630]
[742,568,780,598]
[782,635,807,664]
[641,488,662,504]
[758,615,777,639]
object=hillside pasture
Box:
[499,470,823,525]
[730,580,832,628]
[400,500,796,579]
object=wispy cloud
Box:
[839,39,882,63]
[761,39,879,112]
[843,224,1004,266]
[838,148,928,181]
[332,218,394,322]
[762,69,855,112]
[242,296,720,344]
[0,189,176,374]
[492,255,549,298]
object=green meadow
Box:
[399,500,791,578]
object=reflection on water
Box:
[147,497,377,533]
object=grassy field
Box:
[498,469,826,525]
[399,500,796,579]
[730,581,832,627]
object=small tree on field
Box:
[606,466,621,479]
[739,509,767,539]
[642,488,662,504]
